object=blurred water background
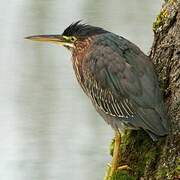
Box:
[0,1,162,180]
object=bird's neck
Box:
[72,38,92,90]
[72,38,92,58]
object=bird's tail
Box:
[136,105,169,140]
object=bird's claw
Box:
[117,165,132,171]
[104,164,131,180]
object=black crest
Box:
[62,21,108,37]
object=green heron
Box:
[26,21,169,179]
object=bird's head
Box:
[25,21,107,52]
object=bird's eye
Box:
[70,36,76,42]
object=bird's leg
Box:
[111,130,121,174]
[105,130,130,180]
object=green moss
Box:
[153,9,169,32]
[120,130,163,178]
[156,166,168,179]
[176,165,180,173]
[109,138,115,156]
[105,130,166,179]
[153,0,177,32]
[175,157,180,173]
[111,171,137,180]
[168,0,177,3]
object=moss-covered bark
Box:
[109,1,180,179]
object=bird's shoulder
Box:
[84,33,150,77]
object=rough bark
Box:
[111,1,180,179]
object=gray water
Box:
[0,1,162,180]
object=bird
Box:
[25,21,169,179]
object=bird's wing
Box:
[83,34,168,135]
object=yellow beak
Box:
[25,34,74,47]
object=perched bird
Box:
[26,21,169,179]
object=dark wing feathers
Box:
[85,76,134,118]
[83,34,168,136]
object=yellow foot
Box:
[104,164,131,180]
[117,165,131,171]
[104,130,131,180]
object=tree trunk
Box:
[111,1,180,179]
